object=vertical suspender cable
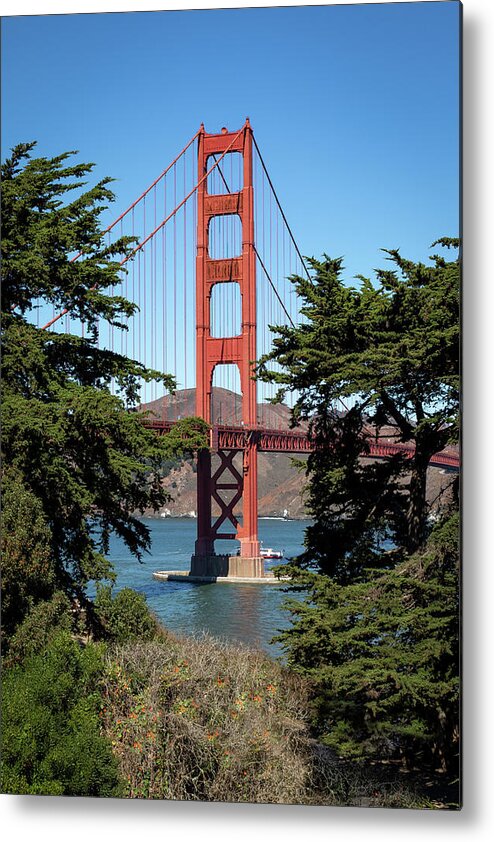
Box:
[173,162,177,404]
[192,148,197,393]
[142,195,147,403]
[121,219,126,360]
[108,230,114,394]
[132,208,136,364]
[183,151,187,391]
[163,173,167,420]
[137,248,141,376]
[152,184,157,402]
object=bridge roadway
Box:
[142,419,460,472]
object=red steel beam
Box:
[141,418,459,470]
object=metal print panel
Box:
[1,0,461,810]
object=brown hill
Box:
[141,386,299,430]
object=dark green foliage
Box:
[298,407,409,582]
[263,242,460,775]
[94,586,162,643]
[2,142,134,324]
[1,632,122,796]
[1,143,209,641]
[277,513,459,773]
[3,591,73,669]
[1,468,56,639]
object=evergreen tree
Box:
[259,242,459,573]
[278,512,460,774]
[260,242,460,773]
[1,143,208,641]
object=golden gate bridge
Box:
[40,120,459,579]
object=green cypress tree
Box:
[1,143,208,641]
[261,243,460,775]
[278,512,459,775]
[259,244,459,564]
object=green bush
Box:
[99,635,438,807]
[1,469,56,644]
[1,632,122,797]
[4,591,73,668]
[94,586,162,644]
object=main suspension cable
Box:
[211,153,296,329]
[252,133,311,281]
[41,123,247,331]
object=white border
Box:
[2,1,493,839]
[0,0,464,15]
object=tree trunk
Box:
[407,451,430,553]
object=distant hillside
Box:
[141,386,300,430]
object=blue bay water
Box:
[102,517,310,660]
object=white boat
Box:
[260,546,284,560]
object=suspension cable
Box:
[41,123,247,331]
[254,245,295,328]
[69,129,201,266]
[251,133,311,281]
[211,153,295,329]
[119,124,246,266]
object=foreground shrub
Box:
[100,634,311,803]
[3,591,73,668]
[94,585,163,644]
[0,468,56,645]
[1,632,122,797]
[100,633,441,807]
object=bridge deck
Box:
[142,419,459,471]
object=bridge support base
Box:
[190,554,265,579]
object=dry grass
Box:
[99,632,311,803]
[99,631,442,807]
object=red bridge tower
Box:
[191,120,263,577]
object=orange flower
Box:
[206,733,215,742]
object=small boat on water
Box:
[260,546,284,560]
[235,544,284,560]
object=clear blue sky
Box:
[2,2,460,282]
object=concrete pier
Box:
[190,554,264,579]
[153,569,286,585]
[153,553,288,585]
